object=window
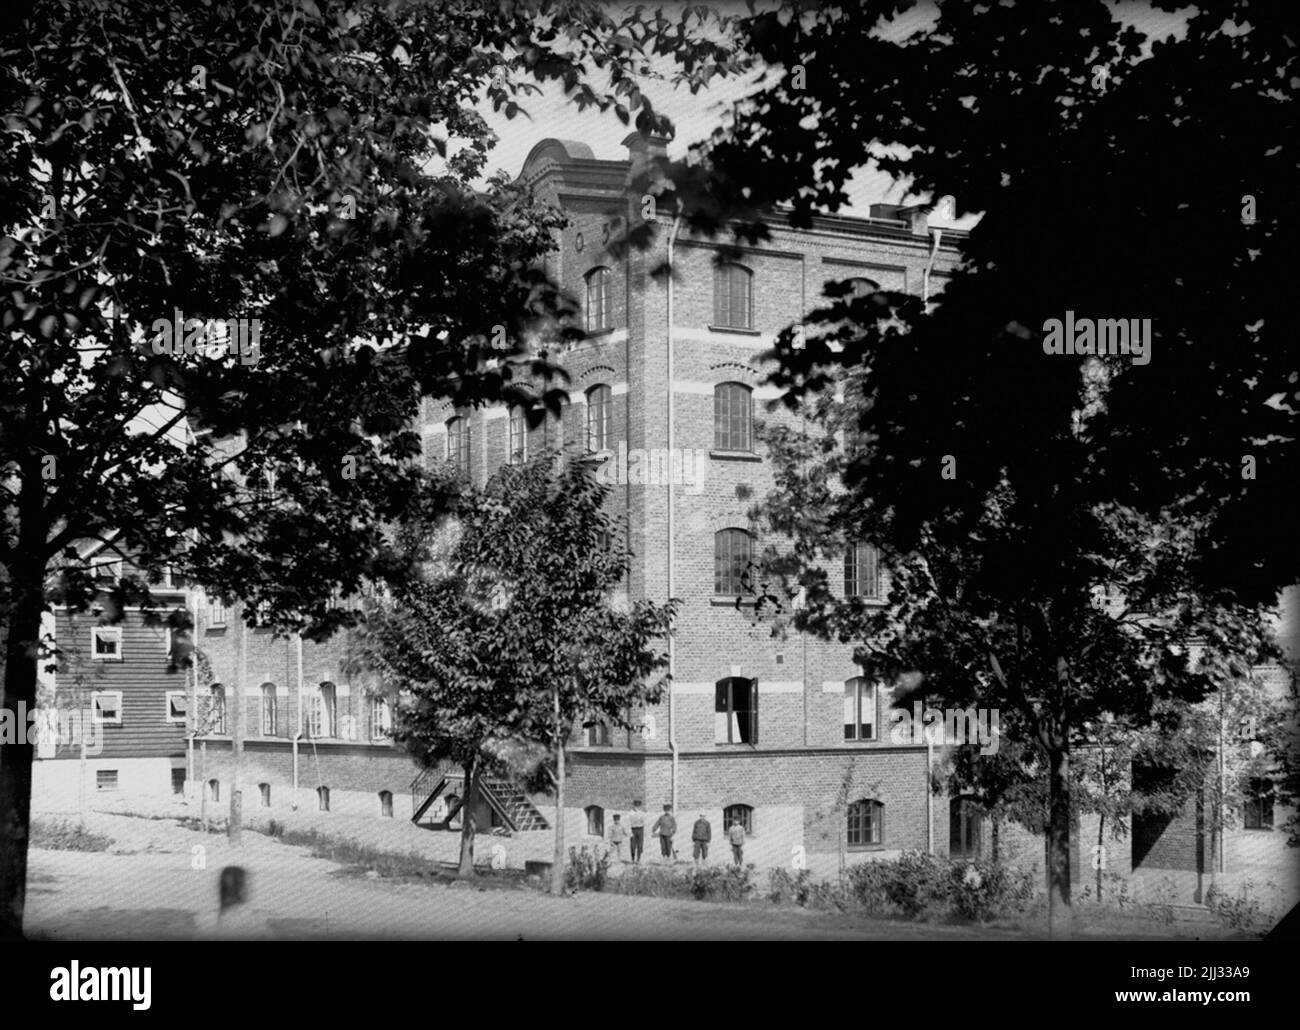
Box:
[950,796,983,859]
[446,416,469,472]
[586,384,612,452]
[713,382,753,452]
[308,683,336,739]
[91,626,123,661]
[91,691,122,726]
[1244,779,1274,830]
[845,543,883,600]
[714,528,753,596]
[207,595,227,627]
[259,783,271,807]
[165,692,187,724]
[317,786,331,812]
[585,266,611,332]
[847,277,879,300]
[585,720,611,747]
[207,684,226,734]
[379,790,394,818]
[371,696,392,739]
[585,805,605,837]
[847,799,884,848]
[723,803,753,835]
[208,778,220,803]
[96,770,119,791]
[843,678,877,742]
[715,677,758,744]
[260,683,277,737]
[508,406,528,464]
[713,262,753,328]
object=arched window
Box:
[207,778,220,803]
[714,528,752,596]
[317,786,331,812]
[723,803,753,835]
[260,683,277,737]
[950,796,983,859]
[259,783,271,807]
[445,416,469,472]
[713,382,753,451]
[309,683,336,739]
[713,262,753,329]
[585,266,611,332]
[847,799,884,848]
[207,684,226,735]
[585,805,605,837]
[843,677,877,741]
[845,543,882,600]
[508,406,528,464]
[586,384,611,452]
[379,790,394,818]
[584,719,611,747]
[846,277,879,299]
[715,677,758,745]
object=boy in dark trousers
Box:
[627,800,646,863]
[651,804,677,862]
[728,816,746,866]
[692,813,712,868]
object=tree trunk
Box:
[0,567,44,939]
[991,814,1000,864]
[457,755,478,878]
[1047,742,1073,938]
[550,684,566,895]
[1096,813,1105,901]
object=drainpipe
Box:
[922,228,943,303]
[293,631,304,810]
[926,696,934,854]
[666,209,682,812]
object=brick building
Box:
[32,135,1294,900]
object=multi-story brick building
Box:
[33,134,1293,902]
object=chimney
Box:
[623,130,672,184]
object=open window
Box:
[715,677,758,745]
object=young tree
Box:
[655,1,1296,935]
[0,0,742,937]
[361,455,673,882]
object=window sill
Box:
[710,596,756,607]
[846,844,887,853]
[584,326,617,339]
[708,324,761,336]
[709,449,761,463]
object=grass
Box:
[254,822,529,889]
[30,817,113,852]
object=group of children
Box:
[604,800,747,867]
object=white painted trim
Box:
[671,682,716,696]
[822,681,846,694]
[611,382,629,396]
[674,327,773,346]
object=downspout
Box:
[666,209,682,812]
[922,228,944,303]
[293,631,304,810]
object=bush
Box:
[615,863,691,899]
[947,860,1035,922]
[30,818,112,852]
[1205,882,1267,937]
[768,867,813,905]
[845,860,894,915]
[564,844,610,892]
[884,850,951,917]
[689,864,755,902]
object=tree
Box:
[360,455,673,883]
[0,0,742,937]
[656,1,1296,936]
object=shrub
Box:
[30,818,112,852]
[689,864,755,902]
[884,850,951,917]
[564,844,610,892]
[768,867,813,906]
[1205,882,1266,937]
[947,860,1035,922]
[614,863,691,899]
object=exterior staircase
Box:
[409,763,548,832]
